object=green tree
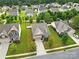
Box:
[61,33,68,46]
[72,15,79,29]
[10,43,17,53]
[36,13,44,22]
[44,12,52,23]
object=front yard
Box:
[44,26,75,49]
[7,23,76,55]
[7,23,36,55]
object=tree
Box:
[72,15,79,29]
[61,33,68,46]
[10,43,17,53]
[44,12,52,23]
[36,13,44,22]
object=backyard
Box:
[44,26,76,49]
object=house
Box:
[61,2,73,11]
[73,3,79,7]
[49,3,61,12]
[50,7,59,12]
[2,6,11,12]
[21,5,28,10]
[67,2,73,6]
[61,5,70,10]
[38,4,46,13]
[45,4,50,8]
[32,5,39,12]
[0,23,21,43]
[26,8,34,17]
[49,3,61,8]
[51,20,71,34]
[32,4,46,13]
[60,2,73,12]
[8,8,19,16]
[8,6,19,16]
[32,23,49,40]
[73,3,79,11]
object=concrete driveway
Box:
[35,38,46,56]
[0,39,10,59]
[67,28,79,44]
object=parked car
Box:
[73,33,79,39]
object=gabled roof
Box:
[32,23,48,39]
[32,5,39,9]
[0,30,8,37]
[49,3,61,8]
[0,23,19,34]
[8,25,19,34]
[8,8,19,16]
[34,27,43,36]
[55,20,70,34]
[38,4,46,11]
[0,23,20,41]
[26,8,34,16]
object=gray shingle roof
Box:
[55,21,70,34]
[8,9,19,16]
[26,9,34,16]
[39,4,46,11]
[32,23,48,39]
[0,23,20,41]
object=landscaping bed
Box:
[7,23,36,55]
[44,26,75,49]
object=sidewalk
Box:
[18,44,78,59]
[6,52,36,58]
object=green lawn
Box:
[7,23,36,55]
[75,29,79,36]
[44,26,75,49]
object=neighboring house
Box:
[67,2,73,7]
[32,5,39,12]
[51,20,71,34]
[0,23,21,43]
[50,7,59,12]
[49,3,61,12]
[2,6,11,12]
[38,4,46,13]
[49,3,61,8]
[73,3,79,11]
[61,4,71,11]
[45,4,50,8]
[32,4,46,13]
[8,8,19,16]
[60,2,73,12]
[8,6,19,16]
[21,5,28,10]
[61,5,70,9]
[32,23,49,40]
[26,8,34,17]
[73,3,79,7]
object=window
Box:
[9,30,19,41]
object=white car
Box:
[73,34,79,39]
